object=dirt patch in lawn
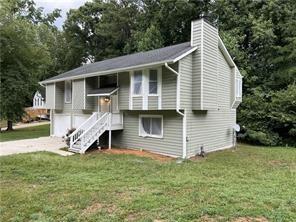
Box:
[232,217,269,222]
[82,203,103,215]
[100,148,174,162]
[82,202,117,215]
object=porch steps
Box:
[68,112,111,154]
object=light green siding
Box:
[85,77,97,110]
[72,79,84,110]
[148,96,158,109]
[55,82,64,110]
[186,46,235,157]
[132,97,142,110]
[180,54,192,108]
[191,19,219,110]
[118,72,129,110]
[202,22,218,110]
[192,51,202,109]
[45,83,55,109]
[162,64,177,110]
[112,111,183,157]
[191,20,202,110]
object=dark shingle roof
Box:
[42,42,194,83]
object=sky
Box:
[34,0,90,29]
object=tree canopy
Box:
[1,0,295,145]
[0,0,62,129]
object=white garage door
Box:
[53,115,71,137]
[73,115,90,129]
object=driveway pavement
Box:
[0,137,74,157]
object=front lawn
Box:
[0,124,50,142]
[0,145,295,221]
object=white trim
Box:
[190,20,194,46]
[218,36,235,68]
[172,46,198,63]
[200,19,204,110]
[182,109,187,159]
[142,70,148,110]
[129,72,133,110]
[158,67,162,109]
[53,83,56,109]
[139,114,163,139]
[87,88,119,97]
[83,78,86,109]
[50,109,53,136]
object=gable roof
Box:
[40,42,197,84]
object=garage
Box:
[73,115,90,128]
[53,114,71,137]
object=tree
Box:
[0,0,60,130]
[133,24,164,51]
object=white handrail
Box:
[79,112,109,141]
[79,113,110,153]
[70,112,98,148]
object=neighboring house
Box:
[40,19,242,158]
[33,89,46,109]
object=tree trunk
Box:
[6,120,13,131]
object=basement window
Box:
[139,115,163,138]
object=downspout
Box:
[164,63,187,159]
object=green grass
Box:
[0,145,295,221]
[0,124,50,142]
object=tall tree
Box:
[0,0,60,130]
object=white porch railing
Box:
[69,112,98,148]
[69,112,111,154]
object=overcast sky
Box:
[34,0,90,28]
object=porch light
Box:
[104,96,110,102]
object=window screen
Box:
[149,70,158,94]
[65,80,72,103]
[133,71,142,95]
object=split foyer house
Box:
[40,19,243,158]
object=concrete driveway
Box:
[0,137,74,156]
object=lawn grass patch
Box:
[0,145,295,221]
[0,124,50,142]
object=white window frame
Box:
[64,80,72,104]
[235,77,242,98]
[139,115,163,138]
[148,69,158,96]
[131,70,143,97]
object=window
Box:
[65,80,72,103]
[236,78,242,98]
[133,71,142,95]
[139,115,163,138]
[149,69,158,94]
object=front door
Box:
[98,97,110,113]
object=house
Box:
[40,19,242,158]
[33,89,46,109]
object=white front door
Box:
[98,97,110,113]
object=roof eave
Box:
[39,46,197,85]
[40,59,175,84]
